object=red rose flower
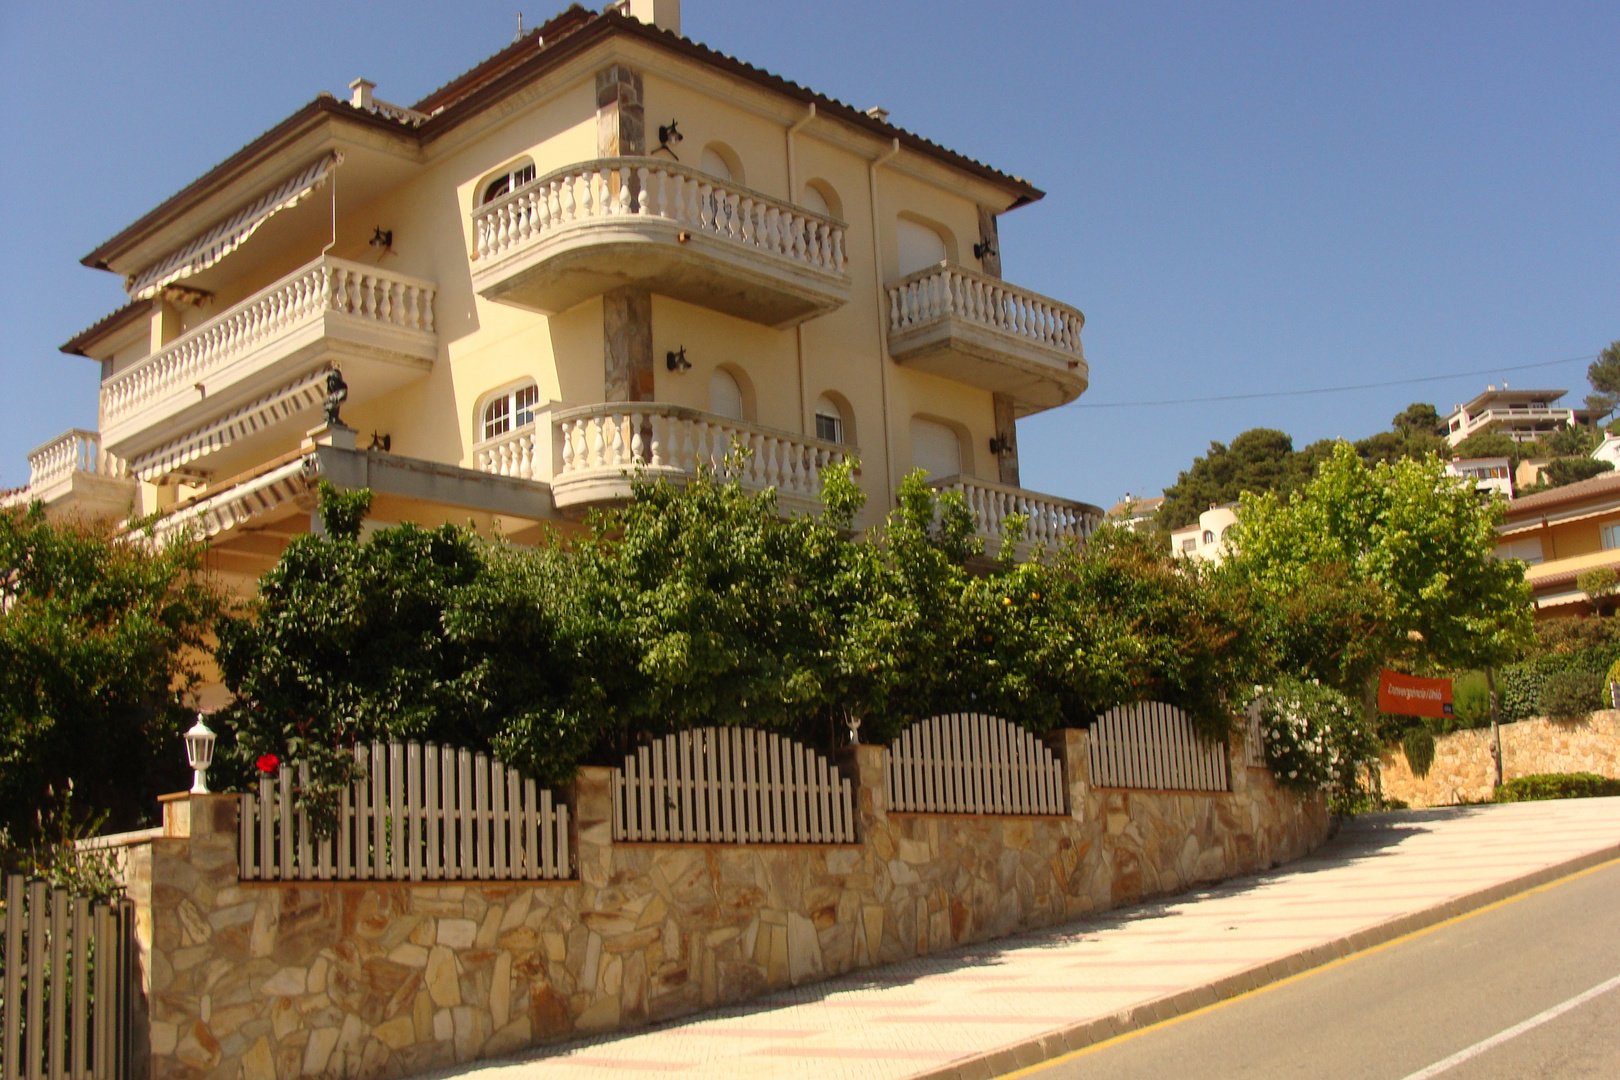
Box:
[256,753,280,774]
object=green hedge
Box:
[1498,642,1620,722]
[1493,773,1620,802]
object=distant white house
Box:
[1592,432,1620,468]
[1169,504,1238,563]
[1444,385,1602,447]
[1445,456,1513,498]
[1105,493,1165,534]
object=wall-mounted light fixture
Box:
[368,431,392,452]
[974,236,998,261]
[370,227,394,252]
[989,435,1014,457]
[655,119,683,158]
[666,346,692,372]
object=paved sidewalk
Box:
[445,798,1620,1080]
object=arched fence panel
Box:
[887,713,1067,815]
[1088,702,1231,792]
[239,740,571,882]
[612,728,857,844]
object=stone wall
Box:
[1380,710,1620,808]
[110,730,1328,1080]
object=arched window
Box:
[710,369,744,421]
[801,179,842,220]
[481,382,539,441]
[480,159,537,205]
[910,417,962,479]
[1203,530,1215,545]
[699,143,742,185]
[896,217,948,276]
[814,394,846,444]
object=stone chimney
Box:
[626,0,680,35]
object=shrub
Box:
[1401,726,1436,778]
[1253,677,1377,795]
[1493,772,1620,802]
[1539,668,1605,721]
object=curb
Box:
[910,840,1620,1080]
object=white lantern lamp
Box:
[184,715,218,794]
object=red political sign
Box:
[1377,670,1453,718]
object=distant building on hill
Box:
[1445,456,1513,498]
[1496,471,1620,616]
[1105,493,1164,533]
[1169,503,1237,563]
[1444,385,1601,447]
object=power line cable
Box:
[1070,353,1600,409]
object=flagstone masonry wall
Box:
[1379,710,1620,808]
[109,730,1328,1080]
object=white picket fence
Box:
[888,713,1067,815]
[613,728,857,844]
[1088,702,1231,792]
[239,741,571,882]
[1,878,134,1080]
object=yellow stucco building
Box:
[4,0,1099,591]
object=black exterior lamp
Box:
[666,346,692,372]
[656,119,683,158]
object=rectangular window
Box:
[1603,524,1620,551]
[1180,538,1196,553]
[1498,537,1544,565]
[815,413,842,443]
[514,384,539,428]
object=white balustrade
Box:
[473,426,543,481]
[26,429,126,489]
[887,264,1085,360]
[547,404,847,501]
[471,157,847,277]
[930,475,1101,550]
[101,256,437,424]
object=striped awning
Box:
[126,153,342,300]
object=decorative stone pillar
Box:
[993,393,1020,487]
[974,205,1002,279]
[1045,728,1090,822]
[571,766,616,893]
[596,64,644,157]
[834,744,889,831]
[602,288,654,403]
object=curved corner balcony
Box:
[99,255,437,474]
[473,403,848,516]
[929,474,1103,559]
[0,429,135,520]
[886,264,1087,416]
[469,159,850,329]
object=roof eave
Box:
[59,298,151,358]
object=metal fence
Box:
[1089,702,1231,792]
[1,878,134,1080]
[888,713,1067,815]
[239,741,571,882]
[613,728,857,844]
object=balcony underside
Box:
[888,317,1088,416]
[471,218,850,329]
[102,313,434,467]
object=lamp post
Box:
[184,715,218,794]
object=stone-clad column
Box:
[993,392,1020,487]
[571,766,616,892]
[596,64,654,405]
[1046,728,1090,822]
[596,64,644,157]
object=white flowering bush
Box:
[1251,676,1375,795]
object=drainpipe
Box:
[786,103,816,435]
[869,137,901,510]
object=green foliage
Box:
[1450,430,1520,467]
[0,783,122,901]
[1533,456,1611,491]
[1229,442,1534,682]
[1605,656,1620,698]
[1252,677,1377,796]
[1496,620,1620,721]
[1539,668,1605,721]
[1493,772,1620,802]
[1156,428,1307,531]
[1576,566,1619,614]
[1401,726,1436,778]
[1392,403,1444,437]
[0,505,219,859]
[1447,670,1492,730]
[1585,341,1620,420]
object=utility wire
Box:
[1070,353,1600,409]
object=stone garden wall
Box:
[105,729,1328,1080]
[1379,710,1620,808]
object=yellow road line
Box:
[998,854,1620,1080]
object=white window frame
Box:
[1602,523,1620,552]
[481,161,537,205]
[814,395,845,444]
[480,383,540,442]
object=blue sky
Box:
[1,1,1615,503]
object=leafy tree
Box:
[1157,429,1308,531]
[1584,340,1620,420]
[1231,442,1534,685]
[1535,457,1612,490]
[0,505,219,865]
[1391,403,1443,437]
[1451,430,1520,466]
[1575,566,1619,616]
[1530,423,1598,460]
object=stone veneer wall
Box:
[108,729,1328,1080]
[1380,710,1620,808]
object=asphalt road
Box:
[1017,858,1620,1080]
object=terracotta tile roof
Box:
[82,6,1040,273]
[1505,471,1620,516]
